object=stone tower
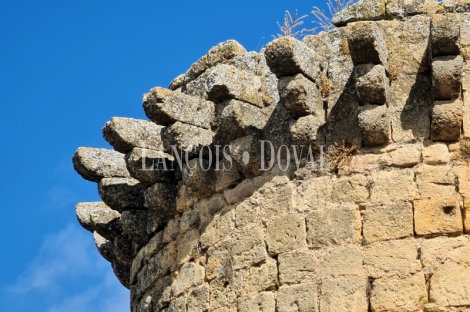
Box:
[73,0,470,311]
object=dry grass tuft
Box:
[325,141,358,172]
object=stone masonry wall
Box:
[73,0,470,311]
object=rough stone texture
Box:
[171,262,204,296]
[433,55,464,100]
[278,250,317,284]
[266,214,306,255]
[363,201,414,244]
[431,13,462,57]
[378,145,421,168]
[416,164,456,198]
[320,245,363,277]
[333,0,386,26]
[346,22,388,67]
[354,64,389,105]
[94,231,114,262]
[414,197,463,236]
[102,117,165,153]
[370,169,417,202]
[121,209,149,245]
[264,36,320,82]
[331,174,369,203]
[279,73,322,118]
[306,203,361,248]
[144,183,177,234]
[161,121,214,156]
[75,202,121,240]
[98,177,145,212]
[72,147,129,182]
[422,142,450,164]
[431,99,463,141]
[277,283,318,312]
[143,87,214,129]
[363,239,419,275]
[238,292,275,312]
[358,104,391,146]
[386,0,439,18]
[320,277,368,312]
[125,148,177,186]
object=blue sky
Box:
[0,1,332,311]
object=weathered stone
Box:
[432,13,462,56]
[320,245,363,277]
[423,142,450,164]
[358,105,391,146]
[279,73,322,118]
[175,229,200,268]
[75,202,121,240]
[416,164,456,198]
[370,169,417,201]
[175,184,198,213]
[181,158,216,199]
[454,165,470,197]
[232,226,267,270]
[186,284,209,311]
[293,176,332,212]
[171,262,204,296]
[216,99,271,142]
[346,22,388,67]
[98,177,145,212]
[390,107,431,143]
[238,292,275,312]
[414,197,463,236]
[364,239,419,275]
[389,74,432,110]
[430,261,470,307]
[333,0,386,26]
[144,183,177,233]
[320,277,368,312]
[420,236,470,269]
[386,0,439,18]
[93,231,114,262]
[363,201,414,244]
[441,0,470,13]
[161,121,214,156]
[200,206,235,249]
[139,241,177,292]
[143,231,164,263]
[324,118,362,148]
[125,148,177,186]
[162,216,180,243]
[332,174,369,203]
[205,64,263,107]
[431,99,463,141]
[279,250,318,284]
[264,36,320,82]
[370,274,428,312]
[114,233,134,266]
[378,16,432,76]
[289,114,325,147]
[266,214,306,255]
[338,153,379,175]
[245,257,278,294]
[112,261,130,289]
[102,117,165,153]
[306,203,361,248]
[354,64,388,105]
[461,13,470,60]
[179,40,247,84]
[179,206,200,234]
[215,157,242,192]
[121,209,149,245]
[230,135,263,179]
[72,147,129,182]
[143,87,214,129]
[277,283,318,312]
[209,273,244,310]
[433,55,463,100]
[234,200,258,229]
[378,146,421,168]
[223,179,255,205]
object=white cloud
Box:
[6,224,129,312]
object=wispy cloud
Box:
[43,185,79,210]
[4,224,129,312]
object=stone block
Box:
[244,257,278,294]
[332,174,369,203]
[125,148,177,186]
[320,245,363,277]
[181,158,216,199]
[420,236,470,269]
[354,64,388,105]
[363,239,419,275]
[205,64,264,107]
[416,164,456,198]
[171,262,205,296]
[114,233,134,266]
[175,185,198,213]
[143,87,214,129]
[200,207,235,249]
[386,0,439,18]
[144,183,177,233]
[266,214,306,255]
[278,250,318,284]
[258,179,295,221]
[264,36,320,82]
[215,158,242,192]
[72,147,129,182]
[94,232,114,262]
[75,202,121,239]
[414,197,463,236]
[238,292,275,312]
[306,203,361,248]
[389,73,432,110]
[370,274,428,312]
[121,209,149,245]
[320,276,368,312]
[455,165,470,197]
[230,135,262,179]
[346,21,388,67]
[358,105,391,146]
[179,206,200,235]
[98,177,145,212]
[332,0,386,26]
[161,121,214,156]
[231,226,267,270]
[277,283,318,312]
[324,118,362,148]
[102,117,165,154]
[430,261,470,307]
[293,176,332,213]
[390,107,430,142]
[363,201,414,244]
[187,283,210,312]
[431,99,463,141]
[423,142,450,165]
[338,153,379,175]
[289,114,325,147]
[433,55,463,100]
[175,229,200,267]
[223,179,255,205]
[370,169,417,202]
[378,145,421,168]
[234,200,258,229]
[431,13,461,56]
[112,261,130,289]
[279,73,322,118]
